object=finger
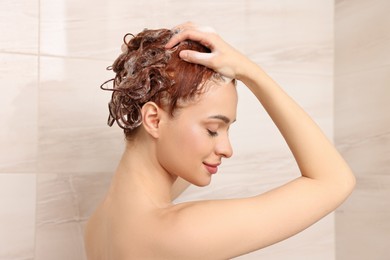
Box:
[173,23,215,34]
[179,50,215,66]
[171,21,197,33]
[165,29,214,50]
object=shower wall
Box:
[334,0,390,259]
[1,1,334,259]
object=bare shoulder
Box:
[84,203,109,260]
[86,176,352,259]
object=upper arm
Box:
[157,176,352,259]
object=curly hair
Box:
[101,28,220,139]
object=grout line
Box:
[0,50,112,62]
[34,0,41,257]
[38,53,113,62]
[0,51,38,57]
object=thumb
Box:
[179,50,214,66]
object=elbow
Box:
[347,171,356,194]
[339,168,356,200]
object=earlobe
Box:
[141,102,161,138]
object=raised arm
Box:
[166,22,355,193]
[156,23,356,259]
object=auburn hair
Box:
[101,28,221,139]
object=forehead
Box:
[177,80,238,121]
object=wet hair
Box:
[101,28,221,139]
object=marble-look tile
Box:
[35,172,112,260]
[35,222,87,260]
[0,53,38,172]
[336,176,390,260]
[335,0,390,258]
[336,130,390,178]
[37,173,82,224]
[36,172,112,227]
[0,0,38,54]
[0,174,36,259]
[244,0,333,76]
[335,68,390,177]
[40,0,246,60]
[335,67,390,139]
[227,72,333,169]
[335,0,390,75]
[71,172,113,219]
[334,105,390,243]
[38,57,124,173]
[236,214,335,260]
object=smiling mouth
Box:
[203,162,220,174]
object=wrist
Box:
[236,59,263,84]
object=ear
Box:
[141,102,162,138]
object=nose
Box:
[216,134,233,158]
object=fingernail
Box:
[173,28,181,34]
[179,51,188,61]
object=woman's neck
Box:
[109,138,177,208]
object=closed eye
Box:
[207,129,218,137]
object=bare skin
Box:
[85,22,355,259]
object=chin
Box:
[191,177,212,187]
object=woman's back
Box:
[85,179,164,259]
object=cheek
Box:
[157,123,208,169]
[184,124,199,141]
[173,124,207,156]
[156,119,215,185]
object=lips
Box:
[203,162,220,174]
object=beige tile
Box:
[40,0,246,60]
[35,172,112,260]
[35,222,87,260]
[36,172,111,224]
[39,57,112,129]
[228,73,333,162]
[335,0,390,258]
[244,0,333,75]
[336,177,390,260]
[38,57,124,173]
[336,131,390,178]
[236,214,335,260]
[0,0,38,54]
[335,67,390,142]
[336,0,390,75]
[71,172,113,219]
[40,0,149,59]
[0,174,36,259]
[36,174,81,224]
[0,53,38,172]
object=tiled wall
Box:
[1,1,335,259]
[335,0,390,259]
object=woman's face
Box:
[156,80,238,186]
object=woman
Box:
[85,22,355,259]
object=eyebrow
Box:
[208,115,235,124]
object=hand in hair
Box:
[165,22,249,80]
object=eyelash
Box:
[207,129,218,137]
